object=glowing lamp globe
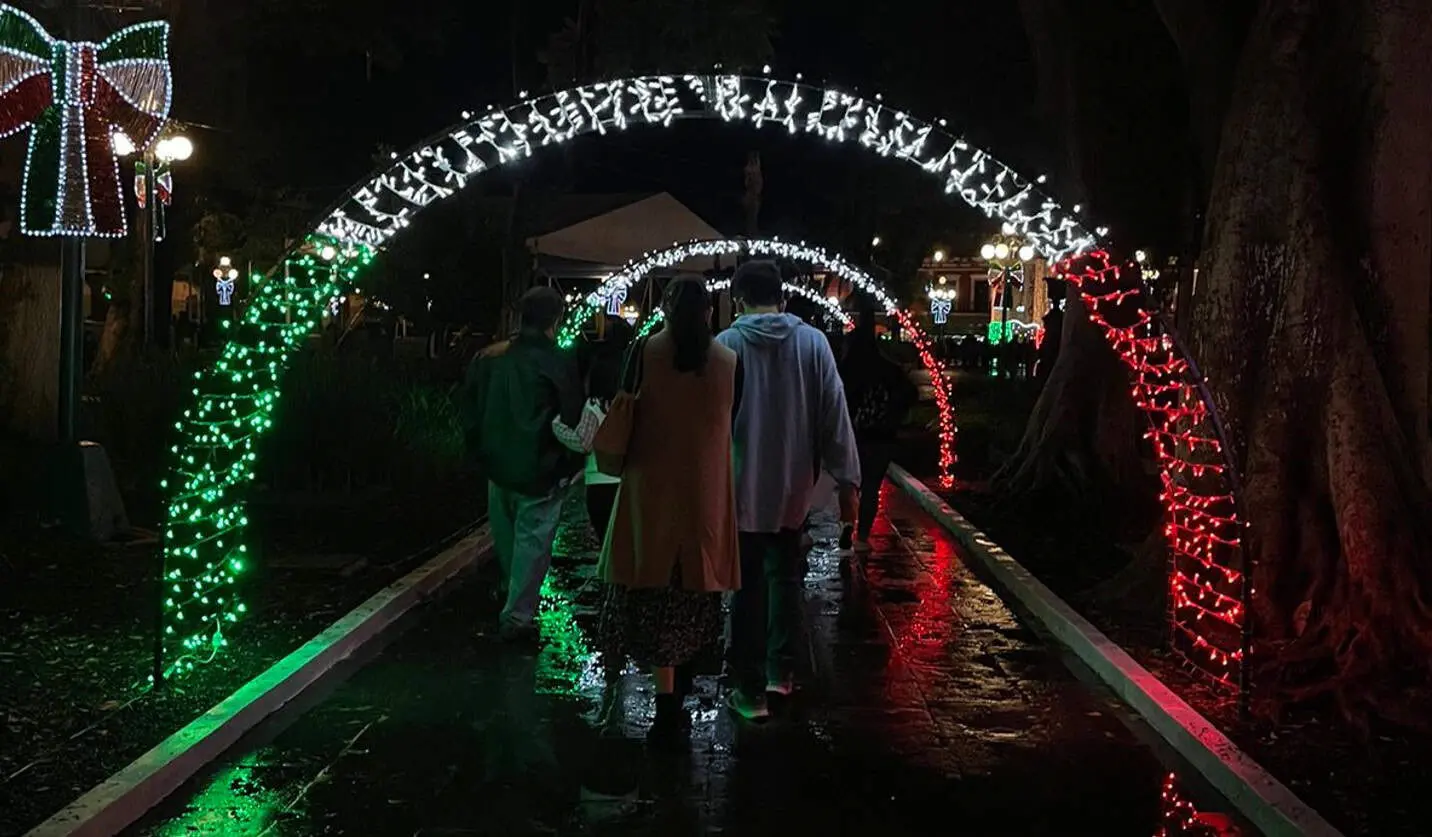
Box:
[1018,245,1035,262]
[980,243,996,260]
[112,131,136,157]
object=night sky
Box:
[18,1,1187,266]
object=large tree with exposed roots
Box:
[1013,0,1432,723]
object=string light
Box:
[314,74,1098,260]
[986,318,1040,343]
[155,74,1255,691]
[1157,773,1237,836]
[156,236,373,680]
[557,237,956,486]
[614,278,852,345]
[1058,251,1245,688]
[0,5,172,237]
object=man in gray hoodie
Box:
[717,259,861,720]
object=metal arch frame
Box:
[556,236,958,487]
[307,73,1102,261]
[156,71,1251,701]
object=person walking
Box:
[461,287,583,644]
[717,260,860,720]
[838,317,919,551]
[598,277,743,740]
[580,318,634,539]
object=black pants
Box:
[729,529,804,694]
[857,439,897,538]
[585,482,619,539]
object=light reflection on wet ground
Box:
[126,481,1250,836]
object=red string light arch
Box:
[1058,251,1248,694]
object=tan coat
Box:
[599,331,741,593]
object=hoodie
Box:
[716,313,860,533]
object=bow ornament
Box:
[0,5,171,237]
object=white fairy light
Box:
[314,75,1097,259]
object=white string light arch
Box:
[557,237,957,485]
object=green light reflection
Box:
[149,748,296,837]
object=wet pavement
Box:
[126,482,1246,836]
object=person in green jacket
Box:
[461,287,584,643]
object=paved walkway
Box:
[127,482,1239,836]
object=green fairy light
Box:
[156,235,373,680]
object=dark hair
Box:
[731,259,783,307]
[517,286,565,333]
[662,276,713,374]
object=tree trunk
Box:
[1190,0,1432,722]
[1002,0,1151,522]
[0,261,61,441]
[993,293,1149,521]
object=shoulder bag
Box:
[591,336,647,476]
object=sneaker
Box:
[725,688,770,721]
[766,676,795,697]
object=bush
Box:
[393,382,469,483]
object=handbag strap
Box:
[620,335,648,394]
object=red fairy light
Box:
[1058,252,1246,689]
[1157,773,1242,836]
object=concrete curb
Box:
[886,465,1342,837]
[28,526,492,837]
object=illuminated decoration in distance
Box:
[0,5,173,237]
[605,286,627,316]
[558,236,956,486]
[213,256,238,306]
[1058,251,1246,690]
[927,281,956,325]
[157,70,1243,696]
[630,277,852,342]
[986,318,1040,344]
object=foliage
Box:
[256,348,471,494]
[392,383,467,482]
[191,189,314,277]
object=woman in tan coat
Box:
[598,276,742,739]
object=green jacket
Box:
[461,330,584,497]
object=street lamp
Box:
[979,228,1036,345]
[118,127,193,346]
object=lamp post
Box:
[979,225,1036,345]
[119,130,192,346]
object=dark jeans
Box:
[729,529,805,694]
[857,439,896,538]
[585,482,619,540]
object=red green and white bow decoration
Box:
[0,5,172,237]
[987,263,1024,296]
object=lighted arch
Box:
[556,236,955,483]
[620,280,852,346]
[157,72,1244,695]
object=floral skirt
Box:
[599,562,723,668]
